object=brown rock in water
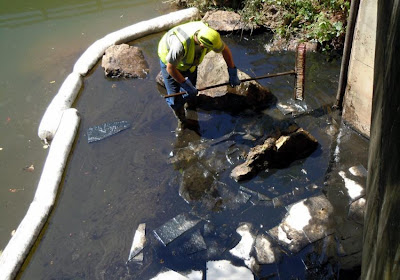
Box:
[231,137,277,181]
[196,52,276,112]
[231,127,318,181]
[203,10,260,33]
[101,44,149,78]
[179,163,219,203]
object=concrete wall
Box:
[342,0,377,138]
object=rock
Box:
[206,260,254,280]
[101,44,149,78]
[203,11,261,33]
[229,223,255,261]
[156,71,165,87]
[338,170,365,201]
[268,195,334,253]
[231,137,276,181]
[196,52,276,112]
[349,164,368,177]
[265,39,318,53]
[231,127,318,181]
[274,128,319,164]
[348,197,366,224]
[254,234,281,264]
[168,142,208,169]
[150,268,190,280]
[180,163,218,203]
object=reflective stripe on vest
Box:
[158,21,210,72]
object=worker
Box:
[158,21,240,134]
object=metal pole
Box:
[334,0,361,110]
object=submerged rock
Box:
[206,260,254,280]
[255,234,281,264]
[338,170,365,201]
[150,268,191,280]
[180,163,218,203]
[268,195,334,253]
[231,126,318,181]
[101,44,149,78]
[229,223,255,261]
[348,164,368,177]
[348,197,366,224]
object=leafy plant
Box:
[239,0,265,25]
[263,0,349,51]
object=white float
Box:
[0,108,80,280]
[1,7,200,280]
[38,72,83,141]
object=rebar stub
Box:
[294,43,306,101]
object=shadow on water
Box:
[20,31,365,279]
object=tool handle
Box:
[163,70,296,98]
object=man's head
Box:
[196,26,224,52]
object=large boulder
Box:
[101,44,149,78]
[231,125,318,181]
[195,51,276,112]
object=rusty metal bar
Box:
[294,43,306,101]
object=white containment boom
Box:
[0,109,80,280]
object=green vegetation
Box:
[174,0,350,52]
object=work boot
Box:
[184,119,201,136]
[172,106,187,137]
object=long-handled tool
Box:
[164,43,306,101]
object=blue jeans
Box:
[160,60,197,110]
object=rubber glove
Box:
[228,67,241,87]
[180,78,198,99]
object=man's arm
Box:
[166,63,197,97]
[221,44,241,87]
[166,63,186,84]
[221,44,235,68]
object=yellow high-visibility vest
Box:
[158,21,212,72]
